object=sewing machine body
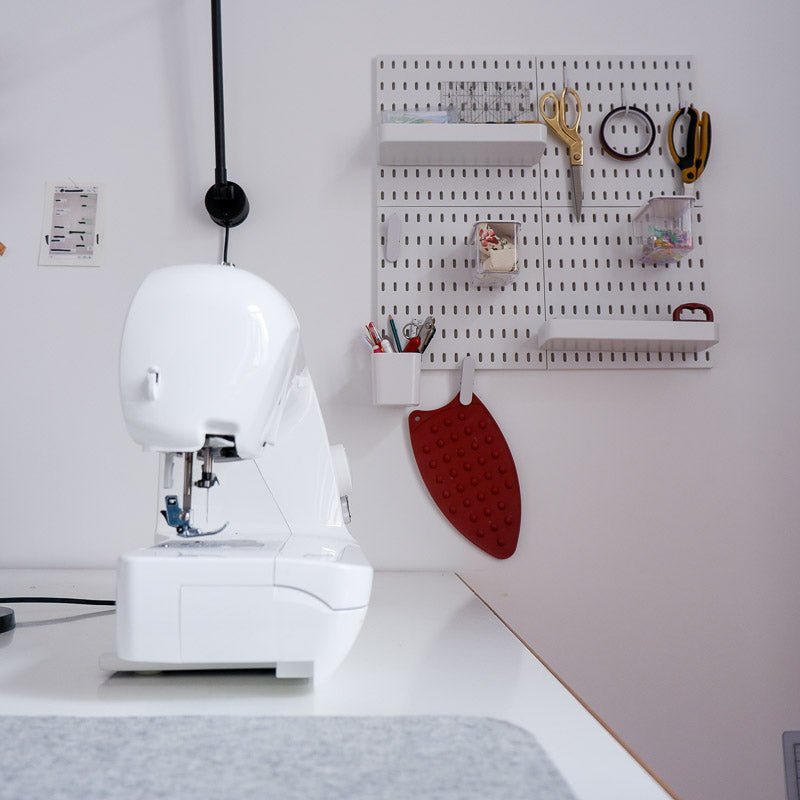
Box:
[112,264,372,682]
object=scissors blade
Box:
[570,165,583,218]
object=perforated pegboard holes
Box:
[542,205,709,336]
[408,392,521,559]
[376,206,546,370]
[376,55,712,370]
[546,348,711,370]
[377,165,540,207]
[537,56,703,208]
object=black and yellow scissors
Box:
[667,105,711,185]
[539,86,584,217]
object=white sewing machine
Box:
[110,264,372,683]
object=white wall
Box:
[2,2,798,799]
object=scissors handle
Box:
[668,106,712,183]
[402,320,420,339]
[403,336,421,353]
[538,90,560,126]
[539,88,582,132]
[539,87,583,166]
[561,86,582,133]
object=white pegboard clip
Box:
[459,356,475,405]
[384,213,401,262]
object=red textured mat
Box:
[408,392,520,559]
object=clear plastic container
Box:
[632,196,694,263]
[470,220,521,287]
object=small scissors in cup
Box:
[402,319,422,340]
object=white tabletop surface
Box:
[0,569,671,800]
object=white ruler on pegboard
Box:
[375,54,714,370]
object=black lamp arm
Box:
[210,0,227,187]
[205,0,249,229]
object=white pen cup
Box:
[371,352,421,406]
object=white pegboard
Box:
[537,56,703,209]
[374,55,714,370]
[542,205,711,369]
[377,165,539,207]
[376,56,540,209]
[377,207,546,369]
[376,55,538,113]
[543,207,708,319]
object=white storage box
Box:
[371,352,421,406]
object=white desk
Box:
[0,570,672,800]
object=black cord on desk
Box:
[1,598,115,632]
[0,597,115,606]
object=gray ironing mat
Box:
[0,715,577,800]
[784,731,800,800]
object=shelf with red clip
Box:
[535,303,718,354]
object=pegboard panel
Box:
[537,56,703,209]
[376,55,538,114]
[542,205,712,369]
[377,207,546,370]
[377,165,539,208]
[374,55,715,370]
[376,56,540,208]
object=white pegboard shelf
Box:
[378,123,548,166]
[536,318,718,353]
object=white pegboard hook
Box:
[562,61,569,89]
[459,356,475,405]
[677,82,684,110]
[620,84,629,119]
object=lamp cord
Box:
[223,222,230,265]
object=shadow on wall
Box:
[157,0,206,221]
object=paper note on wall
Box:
[39,183,104,267]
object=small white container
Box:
[470,220,521,287]
[371,352,421,406]
[632,196,694,263]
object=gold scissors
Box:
[539,86,584,217]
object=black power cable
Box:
[0,597,115,606]
[0,597,115,633]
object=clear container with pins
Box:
[470,220,521,287]
[632,196,694,263]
